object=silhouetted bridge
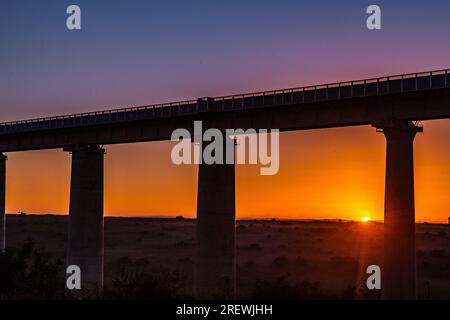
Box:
[0,69,449,299]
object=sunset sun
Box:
[361,216,371,223]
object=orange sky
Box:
[5,119,450,223]
[2,0,450,223]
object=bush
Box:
[272,255,289,267]
[104,258,190,300]
[0,239,65,300]
[250,276,324,299]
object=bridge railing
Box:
[212,69,449,111]
[0,69,449,134]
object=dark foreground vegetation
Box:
[1,215,450,299]
[0,239,359,300]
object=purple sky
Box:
[1,0,449,120]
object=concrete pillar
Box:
[0,153,6,251]
[377,121,422,300]
[66,145,105,293]
[195,134,236,299]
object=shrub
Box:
[104,258,190,300]
[0,239,65,300]
[250,276,324,299]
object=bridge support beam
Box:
[195,135,236,299]
[0,153,6,251]
[66,145,105,295]
[376,120,422,300]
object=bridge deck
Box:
[1,69,449,135]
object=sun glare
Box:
[361,216,371,222]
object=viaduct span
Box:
[0,69,449,299]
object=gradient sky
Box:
[0,0,449,222]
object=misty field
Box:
[3,215,450,299]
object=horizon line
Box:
[6,212,450,224]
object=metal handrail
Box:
[0,99,198,127]
[211,68,449,101]
[0,68,448,128]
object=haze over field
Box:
[4,215,450,299]
[1,0,450,222]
